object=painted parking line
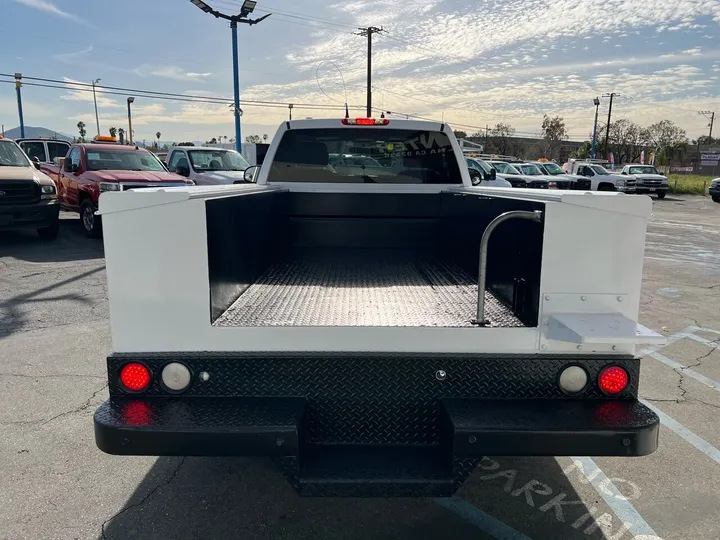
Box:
[647,351,720,392]
[570,457,660,540]
[686,333,719,348]
[689,326,720,335]
[642,400,720,466]
[435,497,534,540]
[637,327,695,357]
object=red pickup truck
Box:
[42,142,191,237]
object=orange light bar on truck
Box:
[341,118,390,126]
[94,135,117,142]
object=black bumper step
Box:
[94,397,306,456]
[442,399,659,457]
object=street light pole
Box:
[602,92,618,158]
[92,78,101,136]
[127,97,135,145]
[591,97,600,159]
[231,20,242,152]
[189,0,270,153]
[14,73,25,138]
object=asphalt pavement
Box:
[1,197,719,540]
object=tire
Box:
[713,196,720,203]
[80,199,102,238]
[37,219,59,241]
[656,192,666,200]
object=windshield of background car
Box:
[86,149,166,172]
[267,128,462,184]
[542,163,564,175]
[519,164,542,175]
[590,165,609,175]
[189,150,250,172]
[0,141,32,167]
[472,159,493,174]
[629,166,659,174]
[491,162,518,174]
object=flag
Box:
[609,152,615,168]
[649,152,655,165]
[640,151,645,164]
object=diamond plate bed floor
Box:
[213,250,525,328]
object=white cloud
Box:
[12,0,88,25]
[60,78,123,108]
[133,65,213,82]
[53,46,94,64]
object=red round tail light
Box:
[598,366,629,395]
[120,362,151,392]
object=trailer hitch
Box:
[472,210,543,326]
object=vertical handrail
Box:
[474,210,543,325]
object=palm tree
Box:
[156,132,161,149]
[109,127,117,138]
[77,121,86,142]
[223,136,228,144]
[118,127,125,144]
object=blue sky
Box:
[1,0,719,143]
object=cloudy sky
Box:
[1,0,719,143]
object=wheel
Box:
[713,196,720,203]
[656,192,666,200]
[80,200,102,238]
[37,219,59,241]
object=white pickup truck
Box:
[620,164,669,199]
[94,118,663,498]
[565,159,633,192]
[165,146,251,185]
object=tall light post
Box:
[14,73,25,138]
[189,0,270,153]
[127,97,135,145]
[91,78,101,136]
[591,97,600,159]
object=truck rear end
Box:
[94,119,662,497]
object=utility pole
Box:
[699,110,715,144]
[602,92,618,158]
[92,78,101,136]
[591,97,601,159]
[14,73,25,138]
[288,103,293,121]
[485,124,489,151]
[189,1,271,153]
[357,26,383,117]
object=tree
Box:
[109,126,117,138]
[155,132,162,149]
[487,123,515,155]
[540,115,568,160]
[595,119,648,164]
[77,121,87,142]
[245,135,262,143]
[223,136,228,144]
[646,120,688,165]
[207,138,218,144]
[453,130,468,140]
[263,134,268,143]
[118,127,125,144]
[571,141,592,159]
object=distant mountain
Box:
[2,126,74,142]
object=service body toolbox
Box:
[95,118,663,497]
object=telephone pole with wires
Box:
[602,92,619,158]
[698,110,715,143]
[356,26,384,117]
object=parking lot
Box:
[1,196,719,540]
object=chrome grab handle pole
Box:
[474,210,543,325]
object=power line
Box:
[214,1,357,31]
[0,73,360,110]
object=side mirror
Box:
[489,168,497,181]
[176,165,190,177]
[244,165,260,183]
[469,170,482,185]
[32,157,41,170]
[71,163,81,173]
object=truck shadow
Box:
[0,214,103,264]
[98,456,613,540]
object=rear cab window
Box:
[267,128,462,184]
[48,142,70,161]
[20,141,47,163]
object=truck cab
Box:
[567,160,634,192]
[94,118,662,498]
[0,138,60,239]
[531,160,591,190]
[42,139,191,237]
[166,146,251,186]
[15,138,71,170]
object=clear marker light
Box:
[161,362,192,392]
